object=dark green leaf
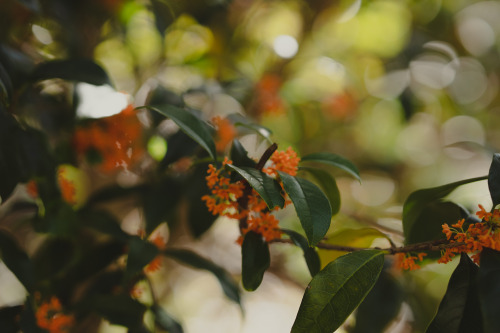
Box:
[352,269,404,333]
[402,176,487,243]
[227,165,285,210]
[230,140,257,168]
[241,231,270,291]
[300,167,341,216]
[300,152,360,181]
[90,294,147,328]
[30,59,111,85]
[478,248,500,333]
[291,250,384,333]
[126,236,159,279]
[153,305,183,333]
[282,229,320,277]
[426,253,482,333]
[229,113,272,140]
[164,249,241,304]
[0,305,23,333]
[142,105,216,160]
[488,153,500,207]
[143,178,181,234]
[0,229,34,291]
[32,236,74,284]
[279,172,332,246]
[81,209,131,241]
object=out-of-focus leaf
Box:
[126,236,159,279]
[488,153,500,207]
[291,250,384,333]
[279,172,331,246]
[229,113,272,141]
[143,105,216,160]
[85,184,148,206]
[227,165,285,210]
[143,178,181,234]
[160,131,199,170]
[318,227,389,267]
[0,229,34,291]
[230,140,257,168]
[153,305,183,333]
[30,59,111,85]
[0,305,23,333]
[32,236,74,284]
[241,231,270,291]
[402,176,486,243]
[19,298,45,333]
[478,248,500,333]
[300,167,341,216]
[150,0,176,36]
[426,253,482,333]
[352,269,405,333]
[81,209,131,241]
[89,294,147,328]
[282,229,320,277]
[164,248,240,304]
[300,152,361,181]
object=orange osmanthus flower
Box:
[395,252,427,271]
[36,297,74,333]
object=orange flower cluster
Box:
[211,116,236,152]
[438,205,500,264]
[36,297,74,333]
[73,104,143,173]
[395,252,427,271]
[202,148,300,243]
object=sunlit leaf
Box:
[164,249,241,304]
[300,152,361,181]
[279,172,331,246]
[291,250,384,333]
[488,153,500,207]
[241,231,270,291]
[143,104,217,160]
[426,253,482,333]
[227,165,285,210]
[153,305,183,333]
[300,166,341,216]
[282,229,320,277]
[478,248,500,333]
[402,176,487,243]
[0,229,33,291]
[31,59,111,86]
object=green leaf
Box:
[488,153,500,207]
[300,152,360,181]
[241,231,270,291]
[229,113,272,141]
[142,105,217,160]
[226,165,285,210]
[90,294,147,328]
[478,248,500,333]
[402,176,487,243]
[291,250,385,333]
[426,253,482,333]
[31,59,111,86]
[406,201,468,247]
[143,178,180,234]
[164,249,241,304]
[300,167,341,216]
[0,305,23,333]
[0,229,34,291]
[282,229,320,277]
[279,172,332,246]
[153,305,183,333]
[81,209,131,241]
[126,236,159,279]
[230,140,257,169]
[352,269,404,333]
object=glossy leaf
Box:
[282,229,320,277]
[143,104,217,160]
[230,139,257,169]
[402,176,487,242]
[426,253,482,333]
[300,152,361,181]
[279,172,332,246]
[291,250,385,333]
[241,231,270,291]
[30,59,111,85]
[300,166,341,216]
[153,305,183,333]
[0,229,34,291]
[488,153,500,207]
[164,249,241,304]
[126,236,159,279]
[352,269,404,333]
[227,165,285,209]
[478,248,500,333]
